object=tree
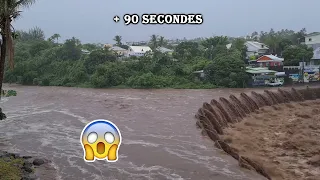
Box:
[201,36,229,49]
[83,48,116,74]
[58,37,82,61]
[201,36,229,59]
[204,49,247,88]
[28,26,45,40]
[158,36,165,47]
[81,43,100,51]
[0,0,36,97]
[48,33,60,43]
[113,35,122,46]
[232,38,247,61]
[282,45,314,66]
[149,34,158,50]
[173,41,201,61]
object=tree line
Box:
[2,27,314,89]
[0,1,315,93]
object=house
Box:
[304,32,320,48]
[245,67,282,87]
[127,46,152,57]
[110,46,128,57]
[257,55,284,67]
[226,41,269,59]
[103,44,113,49]
[245,41,269,58]
[81,49,90,54]
[309,47,320,65]
[304,32,320,66]
[156,47,173,55]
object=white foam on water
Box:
[122,139,160,147]
[0,97,9,103]
[157,172,184,180]
[7,110,52,119]
[123,125,135,132]
[49,162,63,180]
[55,110,89,124]
[123,162,184,180]
[66,156,90,175]
[163,147,218,172]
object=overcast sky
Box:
[13,0,320,44]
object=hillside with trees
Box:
[3,27,313,89]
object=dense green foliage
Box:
[282,45,314,65]
[3,28,314,89]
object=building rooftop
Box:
[305,32,320,37]
[246,67,277,74]
[246,41,269,50]
[129,46,152,53]
[157,47,173,53]
[111,46,126,51]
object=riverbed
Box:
[0,85,275,180]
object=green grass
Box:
[0,157,24,180]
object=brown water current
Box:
[0,84,301,180]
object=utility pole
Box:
[302,56,305,84]
[210,45,213,60]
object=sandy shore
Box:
[221,100,320,180]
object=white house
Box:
[127,46,152,57]
[226,41,269,58]
[81,49,90,54]
[110,46,128,57]
[304,32,320,47]
[304,32,320,66]
[245,41,269,57]
[156,47,173,54]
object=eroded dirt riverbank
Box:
[195,86,320,180]
[1,84,316,180]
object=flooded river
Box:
[0,85,271,180]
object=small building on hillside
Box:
[246,67,283,87]
[226,41,269,59]
[110,46,128,57]
[156,47,173,55]
[245,41,269,58]
[103,44,113,49]
[304,32,320,48]
[256,55,284,72]
[192,70,205,80]
[81,49,90,54]
[309,47,320,65]
[127,46,152,57]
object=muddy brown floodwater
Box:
[0,84,300,180]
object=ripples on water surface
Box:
[0,85,267,180]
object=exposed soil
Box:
[195,87,320,180]
[222,100,320,180]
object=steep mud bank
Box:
[195,87,320,180]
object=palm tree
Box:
[150,34,158,50]
[158,36,165,47]
[0,0,36,98]
[113,35,122,46]
[52,33,60,43]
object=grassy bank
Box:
[0,156,26,180]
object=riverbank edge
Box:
[5,81,320,90]
[0,150,49,180]
[195,87,320,179]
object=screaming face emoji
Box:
[80,119,122,162]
